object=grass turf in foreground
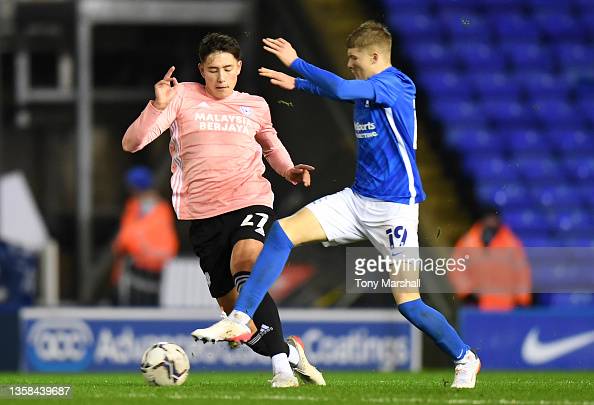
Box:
[0,371,593,404]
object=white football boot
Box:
[270,372,299,388]
[451,349,481,389]
[287,336,326,385]
[191,316,252,343]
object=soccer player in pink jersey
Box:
[122,33,324,388]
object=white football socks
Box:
[229,310,251,325]
[287,343,300,366]
[271,353,293,376]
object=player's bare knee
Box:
[277,218,302,246]
[230,256,257,274]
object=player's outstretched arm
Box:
[122,66,180,152]
[262,38,374,101]
[258,67,338,99]
[258,67,296,90]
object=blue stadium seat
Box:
[493,15,541,41]
[475,182,536,209]
[502,128,550,153]
[532,185,582,208]
[388,13,443,40]
[504,208,552,233]
[417,71,473,98]
[453,42,505,70]
[405,42,455,68]
[439,12,491,41]
[519,72,570,99]
[503,43,553,70]
[480,99,529,125]
[549,209,593,232]
[547,129,594,154]
[575,0,594,12]
[477,0,521,9]
[579,15,594,38]
[564,157,594,181]
[470,72,520,98]
[555,43,594,70]
[431,98,483,124]
[463,155,516,181]
[535,13,583,40]
[578,97,594,126]
[445,128,503,152]
[383,0,431,13]
[528,0,572,12]
[513,156,565,182]
[531,100,573,126]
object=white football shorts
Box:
[305,187,419,257]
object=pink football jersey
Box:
[123,82,295,219]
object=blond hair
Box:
[346,20,392,53]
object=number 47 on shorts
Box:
[241,213,269,236]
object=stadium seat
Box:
[535,13,583,40]
[532,185,582,208]
[493,16,541,41]
[445,128,503,152]
[503,208,552,233]
[470,72,519,98]
[512,156,565,182]
[417,71,473,98]
[500,128,549,153]
[453,42,505,70]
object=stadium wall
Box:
[19,308,422,372]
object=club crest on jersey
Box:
[240,106,252,116]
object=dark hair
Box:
[199,33,241,62]
[346,20,392,52]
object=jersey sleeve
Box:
[122,85,185,152]
[254,99,295,181]
[290,58,375,101]
[369,74,408,106]
[295,78,340,100]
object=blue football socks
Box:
[398,298,470,361]
[235,221,294,318]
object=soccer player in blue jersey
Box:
[193,21,481,388]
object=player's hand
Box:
[153,66,179,110]
[285,164,315,187]
[262,38,298,67]
[258,67,296,90]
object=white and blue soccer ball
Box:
[140,342,190,386]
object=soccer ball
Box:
[140,342,190,386]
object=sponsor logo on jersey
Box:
[354,121,378,138]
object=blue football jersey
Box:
[351,67,426,204]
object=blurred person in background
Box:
[111,166,179,306]
[451,206,532,311]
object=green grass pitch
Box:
[1,371,593,404]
